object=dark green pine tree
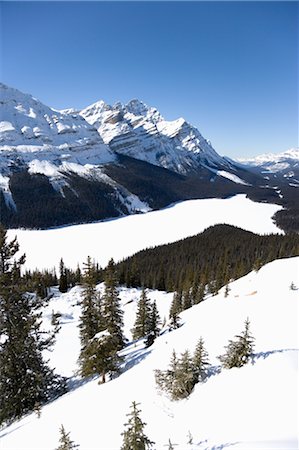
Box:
[102,258,125,350]
[79,256,103,347]
[218,318,255,369]
[56,424,79,450]
[132,289,152,340]
[192,337,210,382]
[59,258,68,293]
[121,401,155,450]
[145,300,161,347]
[0,226,65,426]
[78,256,105,378]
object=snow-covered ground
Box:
[7,194,282,272]
[0,256,298,450]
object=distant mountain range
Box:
[0,83,298,231]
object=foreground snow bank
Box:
[8,194,282,272]
[0,256,297,449]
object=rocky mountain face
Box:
[0,83,296,230]
[80,98,227,174]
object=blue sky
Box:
[1,1,298,158]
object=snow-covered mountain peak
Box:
[81,96,229,174]
[0,84,116,182]
[125,98,149,116]
[238,147,299,173]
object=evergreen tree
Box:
[56,425,79,450]
[172,350,195,400]
[74,265,82,284]
[79,256,103,348]
[218,318,255,369]
[192,337,210,382]
[187,430,193,445]
[59,258,68,293]
[166,438,177,449]
[155,350,178,397]
[290,281,297,290]
[182,288,192,310]
[121,401,155,450]
[0,226,66,425]
[102,258,125,350]
[224,283,230,298]
[149,301,160,336]
[79,330,122,383]
[132,289,152,340]
[169,292,182,330]
[145,301,161,347]
[78,256,106,378]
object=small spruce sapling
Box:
[121,401,155,450]
[218,317,255,369]
[56,425,79,450]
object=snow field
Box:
[0,256,298,450]
[8,194,282,273]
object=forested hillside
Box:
[116,224,299,295]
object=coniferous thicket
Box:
[116,224,299,294]
[56,425,79,450]
[155,341,210,400]
[121,401,155,450]
[218,318,255,369]
[24,268,57,299]
[0,226,66,426]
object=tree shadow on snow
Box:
[121,347,152,373]
[206,442,239,450]
[251,348,298,364]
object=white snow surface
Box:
[0,256,298,449]
[7,195,282,272]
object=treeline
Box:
[116,224,299,293]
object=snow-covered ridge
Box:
[0,83,115,175]
[1,256,298,449]
[238,148,299,173]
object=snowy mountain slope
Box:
[0,83,288,229]
[1,256,298,449]
[80,98,237,176]
[7,194,283,272]
[238,148,299,184]
[0,83,115,170]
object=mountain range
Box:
[0,83,298,231]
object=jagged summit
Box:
[80,96,228,174]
